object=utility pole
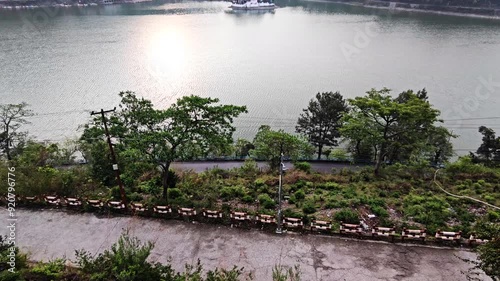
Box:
[276,145,284,234]
[91,108,127,207]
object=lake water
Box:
[1,0,500,154]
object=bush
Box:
[283,208,303,218]
[241,195,254,203]
[29,259,66,280]
[239,159,260,177]
[254,178,266,187]
[258,194,275,209]
[168,188,183,200]
[325,198,349,209]
[219,185,245,201]
[76,231,167,281]
[330,149,349,161]
[334,209,359,224]
[129,192,143,202]
[294,189,306,201]
[371,206,389,218]
[139,180,162,197]
[322,182,341,191]
[294,162,311,173]
[302,200,317,214]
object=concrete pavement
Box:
[2,209,490,281]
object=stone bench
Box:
[86,199,103,208]
[44,195,60,206]
[402,228,426,242]
[340,222,362,237]
[283,217,304,232]
[310,219,332,234]
[372,226,396,242]
[435,230,461,244]
[230,211,251,227]
[468,233,489,246]
[256,214,276,229]
[130,202,147,213]
[108,200,126,210]
[24,196,38,204]
[65,197,82,208]
[153,205,172,216]
[178,207,197,220]
[202,209,222,220]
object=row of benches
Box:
[8,195,490,245]
[338,223,487,245]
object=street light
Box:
[276,152,285,234]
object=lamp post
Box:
[276,152,284,234]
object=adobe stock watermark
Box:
[6,166,17,274]
[339,2,397,62]
[19,6,60,35]
[441,75,500,127]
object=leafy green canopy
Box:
[0,102,33,160]
[296,92,349,159]
[341,88,453,174]
[251,125,314,170]
[81,92,247,199]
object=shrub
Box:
[129,192,143,202]
[109,186,123,200]
[254,178,266,187]
[258,194,275,209]
[302,200,317,214]
[168,188,183,200]
[239,159,260,177]
[219,185,245,201]
[341,187,357,199]
[323,182,341,191]
[294,162,311,173]
[76,231,168,281]
[241,195,254,203]
[371,206,389,218]
[29,259,66,280]
[334,209,359,224]
[283,208,303,218]
[330,149,349,161]
[325,198,349,209]
[487,210,500,222]
[294,189,306,201]
[139,180,162,197]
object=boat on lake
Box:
[230,0,276,10]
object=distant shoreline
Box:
[302,0,500,20]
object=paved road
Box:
[2,209,490,281]
[171,161,365,173]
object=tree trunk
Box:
[161,162,171,201]
[374,143,385,176]
[317,144,323,160]
[5,128,11,161]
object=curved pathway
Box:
[2,209,491,281]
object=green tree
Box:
[425,126,456,164]
[234,138,255,159]
[296,92,348,159]
[341,88,441,175]
[0,102,33,160]
[251,125,314,170]
[476,126,500,164]
[81,92,246,200]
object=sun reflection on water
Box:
[147,28,186,81]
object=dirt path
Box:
[3,209,490,281]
